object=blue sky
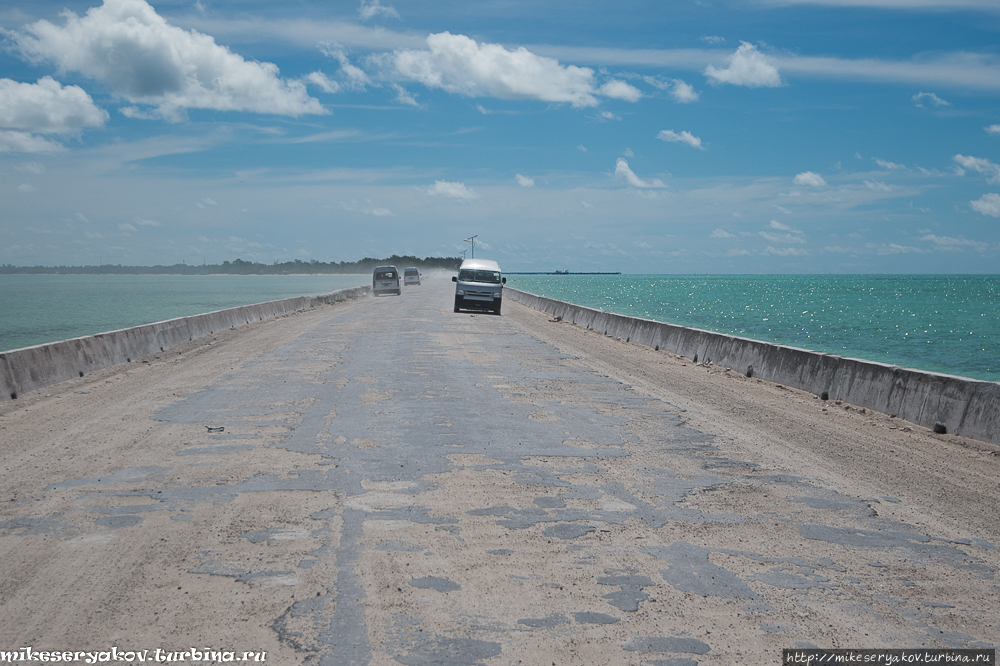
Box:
[1,0,999,273]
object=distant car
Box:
[452,258,505,315]
[372,266,401,296]
[403,267,421,286]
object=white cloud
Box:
[641,76,671,90]
[702,36,726,45]
[630,75,697,102]
[866,243,927,255]
[0,77,107,152]
[771,51,1000,93]
[598,110,621,121]
[704,42,782,88]
[391,83,420,106]
[768,220,801,232]
[320,44,371,91]
[953,154,1000,183]
[18,183,37,193]
[762,246,808,256]
[0,131,66,154]
[710,229,736,238]
[657,129,703,150]
[119,29,938,93]
[760,231,807,244]
[865,180,892,191]
[920,234,988,251]
[875,157,905,170]
[912,91,950,107]
[359,0,400,20]
[970,193,1000,217]
[793,171,826,187]
[515,174,535,188]
[137,218,160,227]
[0,77,108,134]
[306,71,341,94]
[425,180,480,200]
[598,79,642,102]
[391,32,633,107]
[987,125,1000,136]
[614,158,666,189]
[118,223,137,232]
[118,106,158,120]
[13,0,325,121]
[185,24,1000,93]
[670,79,699,103]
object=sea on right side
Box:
[504,274,998,383]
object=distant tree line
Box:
[0,255,462,275]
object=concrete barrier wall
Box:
[506,287,1000,446]
[0,285,370,403]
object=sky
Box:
[1,0,999,273]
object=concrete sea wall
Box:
[506,287,1000,446]
[0,285,370,403]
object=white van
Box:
[403,267,421,286]
[452,258,505,315]
[372,265,401,296]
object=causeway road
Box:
[1,272,998,665]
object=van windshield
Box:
[458,269,501,284]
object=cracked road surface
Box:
[1,273,998,665]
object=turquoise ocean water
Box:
[0,274,367,353]
[505,274,999,383]
[2,273,997,383]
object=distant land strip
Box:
[0,256,462,275]
[506,272,622,275]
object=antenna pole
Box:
[463,235,478,259]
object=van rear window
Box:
[376,271,395,279]
[458,269,500,284]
